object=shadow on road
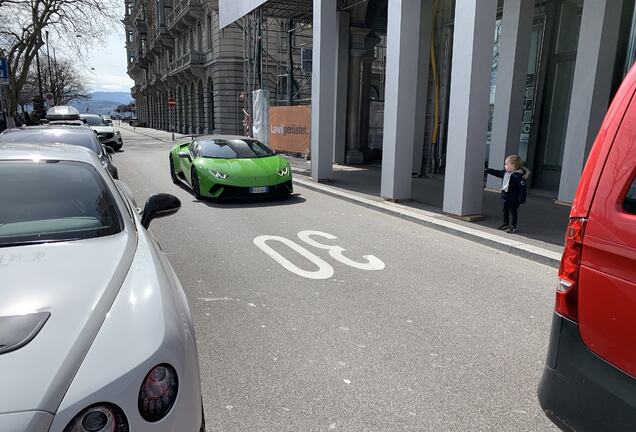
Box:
[198,194,306,209]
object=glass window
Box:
[0,129,102,155]
[81,116,105,126]
[624,176,636,214]
[207,15,213,49]
[555,0,583,54]
[0,161,123,247]
[199,139,274,159]
[625,5,636,75]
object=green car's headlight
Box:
[278,165,289,177]
[208,169,228,179]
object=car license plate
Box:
[249,186,269,194]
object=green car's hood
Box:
[199,155,286,177]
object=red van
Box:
[538,65,636,431]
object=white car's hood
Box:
[0,232,135,414]
[91,126,115,134]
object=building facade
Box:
[124,0,245,135]
[220,0,636,215]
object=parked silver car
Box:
[0,125,119,179]
[0,143,204,432]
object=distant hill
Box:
[90,92,134,105]
[70,92,134,115]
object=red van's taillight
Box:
[555,218,587,321]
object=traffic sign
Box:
[0,57,8,85]
[168,97,176,108]
[45,92,54,101]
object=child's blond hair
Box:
[505,154,524,170]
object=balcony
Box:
[153,25,173,51]
[149,72,158,86]
[166,0,203,31]
[167,51,205,77]
[128,57,140,74]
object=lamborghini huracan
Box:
[169,135,293,199]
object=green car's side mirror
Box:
[178,152,191,160]
[141,193,181,229]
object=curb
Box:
[292,176,561,268]
[118,125,185,143]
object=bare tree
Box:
[46,56,89,104]
[0,0,120,117]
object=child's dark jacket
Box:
[487,168,529,207]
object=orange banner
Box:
[268,106,311,154]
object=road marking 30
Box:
[253,230,385,279]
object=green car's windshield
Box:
[199,139,274,159]
[0,160,123,247]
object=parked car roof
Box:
[0,142,98,164]
[0,128,103,155]
[46,105,80,121]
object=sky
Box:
[84,28,134,93]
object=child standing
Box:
[486,155,529,233]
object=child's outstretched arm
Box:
[486,168,505,178]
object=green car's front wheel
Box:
[191,167,203,200]
[170,157,179,184]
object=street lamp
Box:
[45,30,55,105]
[34,35,45,115]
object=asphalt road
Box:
[114,127,558,431]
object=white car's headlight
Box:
[138,364,179,422]
[208,169,228,179]
[64,403,128,432]
[278,165,289,176]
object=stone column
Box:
[557,0,623,203]
[487,0,534,189]
[345,27,369,165]
[358,33,381,161]
[333,11,350,164]
[203,84,209,133]
[412,0,433,174]
[442,0,497,216]
[310,0,338,181]
[380,0,427,200]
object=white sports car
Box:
[0,143,204,431]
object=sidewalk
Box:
[116,124,565,267]
[286,158,567,266]
[117,122,188,142]
[287,157,568,248]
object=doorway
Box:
[530,0,583,192]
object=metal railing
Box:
[167,51,204,75]
[166,0,201,27]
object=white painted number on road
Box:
[297,230,385,271]
[254,231,385,279]
[253,235,334,280]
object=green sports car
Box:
[169,135,293,199]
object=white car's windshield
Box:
[0,160,123,247]
[82,116,106,126]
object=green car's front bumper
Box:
[197,172,293,199]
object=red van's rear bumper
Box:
[538,313,636,432]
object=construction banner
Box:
[268,105,311,154]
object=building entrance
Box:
[528,0,583,192]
